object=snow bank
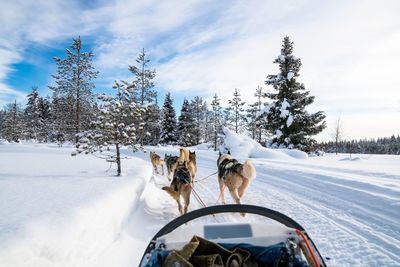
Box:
[221,128,307,159]
[0,143,153,267]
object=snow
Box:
[221,127,307,159]
[286,114,294,127]
[287,71,294,80]
[0,139,399,267]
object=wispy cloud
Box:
[1,0,399,139]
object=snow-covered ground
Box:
[0,140,399,266]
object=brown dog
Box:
[217,152,256,205]
[162,161,192,215]
[150,151,164,175]
[178,147,189,162]
[178,148,197,180]
[187,150,197,180]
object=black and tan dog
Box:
[162,161,192,215]
[217,152,256,205]
[150,151,164,175]
[164,154,179,181]
[178,148,197,180]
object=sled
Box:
[139,204,327,267]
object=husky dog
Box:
[162,161,192,215]
[164,154,179,180]
[178,147,190,162]
[187,150,197,180]
[217,152,256,205]
[150,151,164,175]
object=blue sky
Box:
[1,0,399,141]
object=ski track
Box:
[132,148,400,267]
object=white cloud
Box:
[1,0,399,139]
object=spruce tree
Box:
[75,81,138,176]
[125,48,156,146]
[144,92,161,145]
[1,101,24,142]
[190,96,207,144]
[160,92,177,144]
[227,88,246,133]
[177,99,196,146]
[264,36,326,150]
[210,94,223,151]
[49,36,98,141]
[24,87,42,140]
[50,95,75,144]
[37,96,51,142]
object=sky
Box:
[1,0,399,141]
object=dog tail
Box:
[242,160,256,180]
[162,186,180,200]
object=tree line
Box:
[1,36,331,174]
[319,136,400,155]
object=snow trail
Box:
[133,146,400,267]
[1,143,399,267]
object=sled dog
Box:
[177,148,197,179]
[178,147,190,162]
[217,152,256,205]
[162,161,192,215]
[164,154,179,180]
[187,150,197,180]
[150,151,164,175]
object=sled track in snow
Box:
[145,149,400,267]
[182,157,399,266]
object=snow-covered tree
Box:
[143,93,161,145]
[125,48,156,146]
[49,36,98,140]
[177,99,197,146]
[160,92,177,144]
[210,94,223,151]
[24,87,42,140]
[1,101,24,142]
[227,88,246,133]
[223,107,234,131]
[264,36,326,151]
[190,96,207,144]
[75,81,138,176]
[50,95,75,144]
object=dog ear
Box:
[219,151,222,156]
[227,150,231,155]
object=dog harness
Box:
[171,167,192,191]
[219,158,240,180]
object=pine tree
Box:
[1,101,24,142]
[144,93,161,145]
[227,88,246,133]
[190,96,207,144]
[75,81,138,176]
[210,94,223,151]
[0,109,6,138]
[49,36,98,141]
[246,103,258,140]
[24,87,42,140]
[177,99,196,146]
[160,92,177,144]
[223,107,234,131]
[125,48,156,146]
[50,95,75,144]
[37,96,51,142]
[264,36,326,150]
